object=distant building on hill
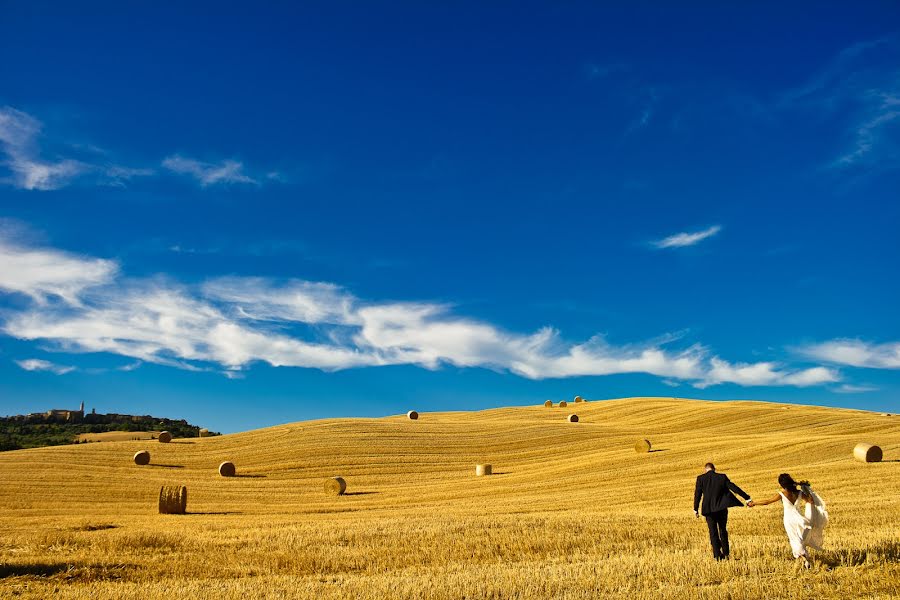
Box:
[43,401,85,423]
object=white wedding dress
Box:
[779,486,829,558]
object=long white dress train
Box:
[779,486,829,558]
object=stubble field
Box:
[0,397,897,599]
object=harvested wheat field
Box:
[0,397,898,599]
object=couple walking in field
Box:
[693,462,829,568]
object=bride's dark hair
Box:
[778,473,810,492]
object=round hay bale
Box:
[475,464,492,476]
[325,476,347,496]
[544,400,553,408]
[158,485,187,514]
[218,461,236,477]
[158,431,172,443]
[853,443,882,463]
[567,414,579,423]
[574,396,584,403]
[882,413,892,417]
[407,410,419,420]
[133,450,150,466]
[634,439,652,453]
[558,400,568,408]
[198,428,210,438]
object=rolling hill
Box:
[0,397,897,599]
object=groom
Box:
[693,462,752,560]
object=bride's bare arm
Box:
[750,493,780,507]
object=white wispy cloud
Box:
[782,36,900,170]
[0,236,117,304]
[1,106,273,191]
[0,107,90,190]
[15,358,75,375]
[834,383,879,394]
[695,358,838,389]
[798,339,900,369]
[652,225,722,249]
[104,165,156,186]
[0,233,840,388]
[162,155,258,187]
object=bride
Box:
[749,473,829,568]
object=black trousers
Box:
[705,509,729,558]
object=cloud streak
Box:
[162,155,258,187]
[0,236,118,304]
[799,339,900,369]
[0,106,272,190]
[652,225,722,249]
[0,234,838,388]
[0,107,90,190]
[782,36,900,171]
[15,358,75,375]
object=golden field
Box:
[0,397,897,599]
[75,431,160,443]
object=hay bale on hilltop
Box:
[634,439,652,453]
[567,414,579,423]
[199,428,210,438]
[544,400,553,408]
[219,461,236,477]
[558,401,568,408]
[158,431,172,443]
[574,396,584,403]
[325,477,347,496]
[133,450,150,466]
[407,410,419,420]
[158,485,187,514]
[853,443,882,463]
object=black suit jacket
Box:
[694,471,750,515]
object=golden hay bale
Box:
[558,400,568,408]
[198,428,210,438]
[475,464,492,476]
[567,414,579,423]
[325,476,347,496]
[158,431,172,443]
[158,485,187,514]
[218,461,236,477]
[544,400,553,408]
[853,443,882,463]
[634,439,652,453]
[133,450,150,466]
[574,396,584,403]
[407,410,419,420]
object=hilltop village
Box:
[0,403,214,451]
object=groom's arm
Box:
[726,477,752,503]
[693,476,702,514]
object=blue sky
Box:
[1,2,898,433]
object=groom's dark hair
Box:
[704,462,715,471]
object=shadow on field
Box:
[343,491,378,496]
[0,563,74,578]
[236,474,267,478]
[491,471,511,475]
[819,540,900,568]
[149,464,184,469]
[173,441,195,444]
[0,562,129,581]
[186,511,242,515]
[649,449,668,453]
[72,523,119,532]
